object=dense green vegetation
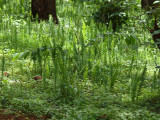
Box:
[0,0,160,119]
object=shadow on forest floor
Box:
[0,109,50,120]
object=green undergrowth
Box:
[0,0,160,119]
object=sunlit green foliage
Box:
[0,0,160,119]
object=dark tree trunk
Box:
[31,0,58,24]
[149,18,160,49]
[141,1,160,49]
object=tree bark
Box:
[31,0,58,24]
[149,18,160,49]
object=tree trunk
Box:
[149,18,160,49]
[31,0,58,24]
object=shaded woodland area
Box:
[141,0,157,9]
[0,0,160,119]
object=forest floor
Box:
[0,109,50,120]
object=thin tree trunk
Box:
[31,0,58,24]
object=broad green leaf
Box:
[12,53,20,61]
[153,1,160,4]
[131,35,141,43]
[19,50,30,59]
[125,35,135,46]
[152,29,160,35]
